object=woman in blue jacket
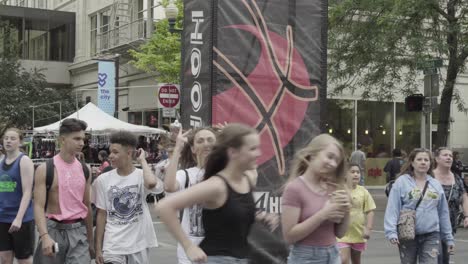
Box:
[384,148,454,264]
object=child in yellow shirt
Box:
[337,163,376,264]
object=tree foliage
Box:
[129,0,184,84]
[0,21,75,134]
[329,0,468,147]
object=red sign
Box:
[158,85,180,108]
[367,167,383,178]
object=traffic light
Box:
[405,94,424,112]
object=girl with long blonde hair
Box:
[281,134,351,264]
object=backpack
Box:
[384,158,404,183]
[44,158,90,211]
[385,180,394,197]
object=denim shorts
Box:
[288,244,341,264]
[205,256,248,264]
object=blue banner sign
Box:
[97,61,116,116]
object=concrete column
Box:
[74,0,88,62]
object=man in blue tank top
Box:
[0,128,35,264]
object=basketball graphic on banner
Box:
[181,0,327,192]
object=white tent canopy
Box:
[34,103,166,134]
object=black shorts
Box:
[0,220,35,259]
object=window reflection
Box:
[326,99,354,157]
[357,101,393,158]
[0,9,75,61]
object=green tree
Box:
[129,0,184,84]
[0,21,75,134]
[329,0,468,147]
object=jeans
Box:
[205,256,248,264]
[399,232,440,264]
[288,244,341,264]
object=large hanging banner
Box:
[182,0,327,206]
[97,60,116,116]
[180,0,214,128]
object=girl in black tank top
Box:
[157,124,278,263]
[199,175,255,260]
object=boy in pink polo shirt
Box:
[33,119,94,264]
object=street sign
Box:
[417,58,443,70]
[424,74,439,96]
[158,84,180,108]
[423,67,438,75]
[162,108,176,118]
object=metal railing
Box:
[97,19,147,53]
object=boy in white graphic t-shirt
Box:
[93,131,164,264]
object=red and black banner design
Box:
[182,0,327,192]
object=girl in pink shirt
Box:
[281,134,351,264]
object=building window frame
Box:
[90,14,98,56]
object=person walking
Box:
[337,163,376,264]
[281,134,351,264]
[384,148,454,264]
[384,148,405,184]
[451,151,463,177]
[433,147,468,264]
[350,144,366,185]
[93,150,111,177]
[163,127,217,264]
[93,131,163,264]
[157,123,277,263]
[33,118,94,264]
[0,128,35,264]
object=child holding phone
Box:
[337,163,376,264]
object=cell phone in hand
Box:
[52,242,59,253]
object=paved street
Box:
[147,188,468,263]
[25,188,467,264]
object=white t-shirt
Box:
[92,168,158,255]
[176,167,205,264]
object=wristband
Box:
[39,233,48,239]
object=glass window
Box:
[396,102,421,155]
[1,12,74,61]
[100,9,110,50]
[357,101,393,158]
[90,14,97,55]
[151,0,162,22]
[128,111,143,125]
[24,18,49,60]
[137,0,148,38]
[325,99,355,157]
[50,24,68,61]
[137,0,148,19]
[144,110,158,128]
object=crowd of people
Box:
[0,118,467,264]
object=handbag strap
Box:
[448,183,454,201]
[415,181,429,210]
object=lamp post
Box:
[164,0,182,127]
[165,0,180,33]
